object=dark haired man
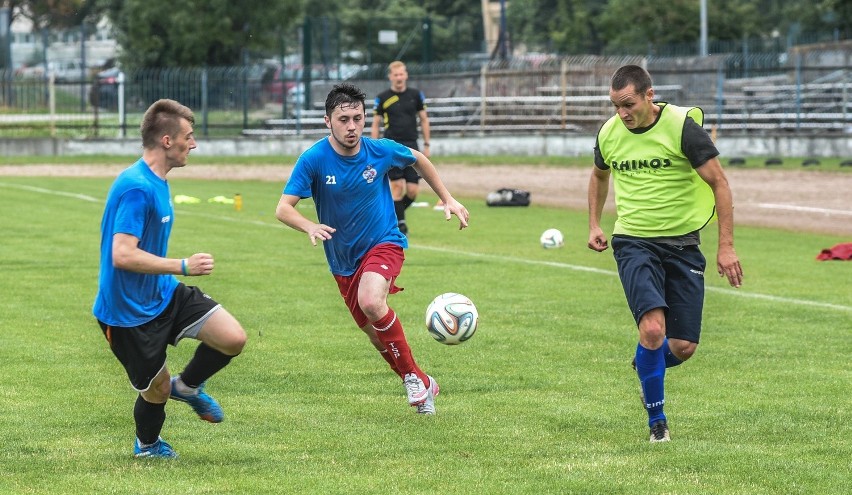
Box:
[588,65,743,442]
[276,84,467,415]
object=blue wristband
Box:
[181,258,189,276]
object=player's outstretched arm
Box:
[275,194,336,246]
[410,151,469,229]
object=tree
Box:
[100,0,301,68]
[5,0,101,37]
[338,1,433,65]
[780,0,851,40]
[506,0,847,56]
[295,0,484,65]
[22,0,99,29]
[507,0,608,55]
[596,0,702,54]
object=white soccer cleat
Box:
[415,375,440,415]
[403,373,428,406]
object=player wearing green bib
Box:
[588,65,744,442]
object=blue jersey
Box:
[283,137,414,275]
[93,159,179,326]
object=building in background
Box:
[8,11,117,76]
[481,0,509,59]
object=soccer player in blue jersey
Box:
[588,65,743,442]
[275,83,469,415]
[94,99,247,458]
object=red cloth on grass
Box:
[816,243,852,261]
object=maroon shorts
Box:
[334,243,405,328]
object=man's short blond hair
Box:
[388,61,406,73]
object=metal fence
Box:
[1,41,850,139]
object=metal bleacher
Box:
[244,86,680,137]
[243,72,850,137]
[705,70,852,133]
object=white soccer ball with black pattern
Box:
[540,228,564,249]
[425,293,479,345]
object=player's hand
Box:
[187,252,215,276]
[717,246,743,288]
[307,224,336,246]
[588,228,609,252]
[443,198,469,230]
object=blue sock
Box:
[662,338,683,368]
[635,342,666,426]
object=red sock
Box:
[379,349,403,378]
[372,309,427,384]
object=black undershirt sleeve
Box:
[682,117,720,168]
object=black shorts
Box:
[387,139,420,183]
[97,283,221,391]
[388,165,421,183]
[611,236,706,343]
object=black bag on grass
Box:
[486,188,531,207]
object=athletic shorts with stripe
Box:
[334,243,405,329]
[97,283,221,392]
[611,235,706,343]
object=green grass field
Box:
[0,169,849,494]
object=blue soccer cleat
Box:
[133,437,178,459]
[170,376,224,423]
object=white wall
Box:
[2,134,850,158]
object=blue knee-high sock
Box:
[662,338,683,368]
[635,343,666,426]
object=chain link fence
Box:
[1,41,849,138]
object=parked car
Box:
[15,60,89,82]
[262,65,311,104]
[50,60,89,83]
[89,67,121,109]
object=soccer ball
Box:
[425,293,479,345]
[540,228,564,249]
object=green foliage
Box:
[0,172,849,493]
[508,0,849,55]
[598,0,701,53]
[509,0,607,54]
[339,2,431,64]
[709,0,762,39]
[14,0,850,69]
[103,0,301,68]
[782,0,852,34]
[13,0,99,30]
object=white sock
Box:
[173,376,198,396]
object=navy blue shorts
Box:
[611,236,706,343]
[98,283,221,391]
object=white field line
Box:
[415,245,852,313]
[0,182,103,203]
[756,203,852,216]
[3,180,850,314]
